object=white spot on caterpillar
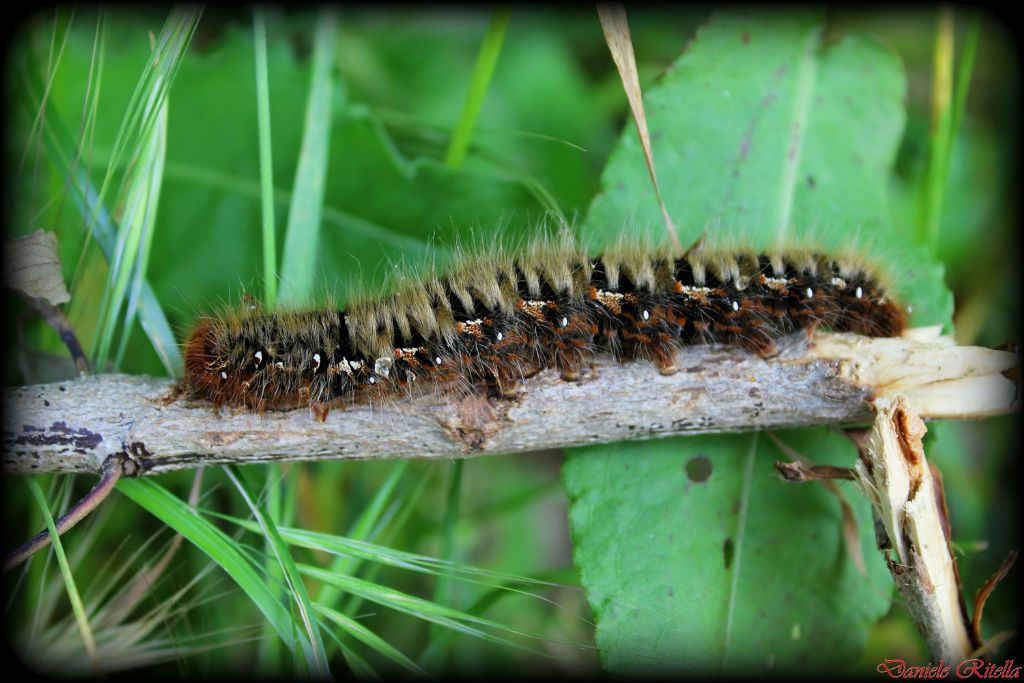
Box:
[275,362,284,370]
[731,300,739,312]
[496,331,504,341]
[641,310,650,321]
[560,317,568,327]
[855,286,863,299]
[313,353,321,371]
[368,376,376,384]
[220,371,228,379]
[254,350,263,364]
[374,357,392,378]
[805,287,814,299]
[435,357,443,365]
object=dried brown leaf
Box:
[4,229,70,305]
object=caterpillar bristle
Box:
[182,240,906,418]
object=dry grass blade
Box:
[971,550,1018,646]
[597,4,680,251]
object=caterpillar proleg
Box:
[183,239,905,421]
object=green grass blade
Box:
[26,478,100,674]
[336,465,435,624]
[67,10,106,210]
[444,8,511,168]
[417,567,582,668]
[278,8,338,307]
[320,626,379,679]
[91,9,197,368]
[314,603,427,676]
[225,467,330,678]
[18,7,75,179]
[111,95,168,368]
[315,460,410,608]
[87,7,199,230]
[23,83,183,375]
[429,460,463,653]
[300,565,545,654]
[117,478,298,653]
[943,16,979,187]
[218,517,565,600]
[258,463,286,673]
[253,8,278,309]
[914,7,955,248]
[27,477,75,636]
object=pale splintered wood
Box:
[853,396,975,663]
[3,331,1018,476]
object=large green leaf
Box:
[567,9,953,674]
[566,431,893,674]
[583,10,951,328]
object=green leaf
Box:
[582,9,951,328]
[569,10,940,674]
[565,431,892,674]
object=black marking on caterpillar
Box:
[183,241,905,421]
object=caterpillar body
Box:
[183,240,905,421]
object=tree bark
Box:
[2,329,1017,476]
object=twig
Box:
[773,461,855,482]
[2,330,1018,476]
[18,292,91,376]
[852,396,977,662]
[3,453,131,572]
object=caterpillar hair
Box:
[183,238,906,421]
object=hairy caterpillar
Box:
[183,239,905,421]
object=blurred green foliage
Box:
[4,6,1018,677]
